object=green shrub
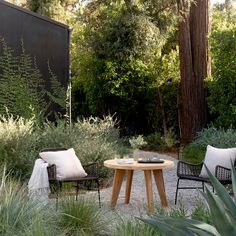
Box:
[182,145,206,163]
[115,144,132,158]
[189,126,236,148]
[0,115,121,180]
[0,166,58,236]
[182,126,236,163]
[163,128,177,148]
[58,196,111,236]
[144,133,165,150]
[144,130,177,151]
[113,219,159,236]
[154,201,187,219]
[208,8,236,128]
[34,120,72,150]
[0,115,37,180]
[70,116,121,179]
[35,116,121,180]
[191,201,212,225]
[129,135,147,149]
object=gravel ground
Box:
[87,150,207,219]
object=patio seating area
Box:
[86,151,206,219]
[0,0,236,235]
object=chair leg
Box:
[175,178,180,205]
[54,181,61,209]
[88,181,92,190]
[97,179,101,208]
[76,182,79,201]
[202,182,205,192]
[55,181,60,209]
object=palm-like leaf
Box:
[140,215,220,236]
[202,162,236,236]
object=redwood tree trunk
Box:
[179,0,210,144]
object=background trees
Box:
[207,4,236,128]
[26,0,77,23]
[71,1,181,135]
[3,0,236,143]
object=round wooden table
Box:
[104,158,174,213]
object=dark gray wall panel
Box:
[0,0,70,115]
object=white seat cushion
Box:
[39,148,87,181]
[200,145,236,178]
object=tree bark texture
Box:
[179,0,210,144]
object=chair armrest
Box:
[177,161,203,177]
[215,165,231,182]
[82,162,99,176]
[47,164,56,180]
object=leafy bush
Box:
[163,128,177,148]
[0,115,121,180]
[37,116,120,179]
[71,116,120,179]
[189,126,236,148]
[208,8,236,128]
[0,115,37,180]
[144,133,165,150]
[129,135,147,149]
[57,196,111,236]
[182,126,236,163]
[191,201,212,225]
[144,130,178,151]
[182,145,206,164]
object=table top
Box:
[104,158,174,170]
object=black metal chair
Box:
[215,164,232,185]
[175,161,232,204]
[39,147,101,207]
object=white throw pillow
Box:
[200,145,236,178]
[40,148,87,180]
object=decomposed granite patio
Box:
[86,150,207,219]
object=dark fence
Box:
[0,0,70,117]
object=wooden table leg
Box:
[111,169,126,208]
[153,169,168,207]
[125,170,133,204]
[144,170,154,213]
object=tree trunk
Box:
[179,0,210,144]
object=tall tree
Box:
[101,0,209,142]
[178,0,210,144]
[208,4,236,128]
[26,0,76,23]
[5,0,27,7]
